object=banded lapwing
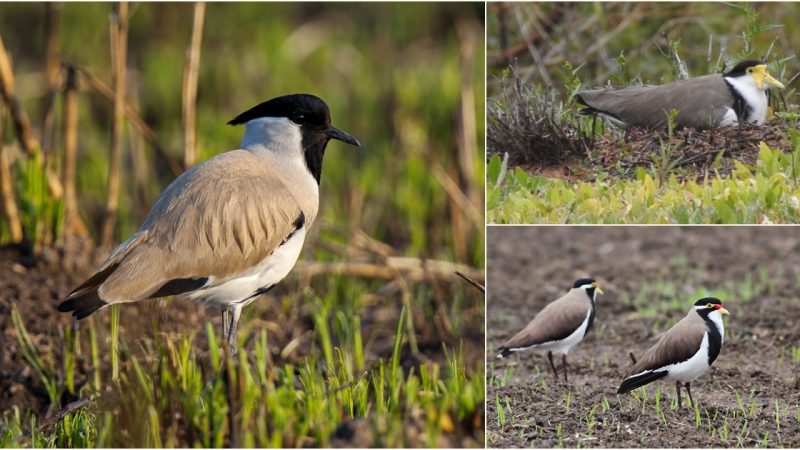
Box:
[617,298,729,408]
[58,94,360,354]
[577,60,785,130]
[497,278,602,382]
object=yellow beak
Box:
[755,65,785,89]
[593,283,603,295]
[718,306,730,315]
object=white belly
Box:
[664,332,712,383]
[533,308,592,356]
[720,107,738,127]
[188,228,306,308]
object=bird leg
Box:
[222,306,242,355]
[222,308,231,342]
[684,382,694,409]
[562,354,570,383]
[228,305,242,355]
[546,351,559,383]
[675,381,683,409]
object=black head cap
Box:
[694,297,722,307]
[724,60,765,77]
[573,278,596,289]
[228,94,360,184]
[229,93,329,126]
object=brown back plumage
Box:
[623,308,707,378]
[64,150,315,306]
[577,74,734,130]
[500,287,591,351]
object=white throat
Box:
[724,75,769,125]
[238,116,319,216]
[241,117,304,157]
[706,309,725,344]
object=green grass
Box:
[0,4,484,447]
[486,2,798,225]
[488,141,800,223]
[1,2,485,266]
[2,298,484,447]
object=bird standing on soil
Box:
[617,298,729,408]
[58,94,360,354]
[577,60,785,130]
[497,278,602,383]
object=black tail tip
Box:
[497,348,513,358]
[57,296,107,320]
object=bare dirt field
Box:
[486,226,800,448]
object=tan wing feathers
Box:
[624,310,706,377]
[95,150,308,302]
[501,289,589,350]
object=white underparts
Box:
[188,227,307,309]
[507,307,592,356]
[628,310,725,383]
[725,75,769,125]
[661,332,711,383]
[720,108,739,127]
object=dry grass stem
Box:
[0,142,23,242]
[455,271,485,293]
[0,33,64,199]
[295,257,483,283]
[101,2,129,248]
[75,64,182,177]
[62,65,88,238]
[182,2,206,169]
[40,3,63,154]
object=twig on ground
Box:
[455,271,485,294]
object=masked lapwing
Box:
[497,278,602,382]
[618,298,729,408]
[58,94,360,354]
[577,60,785,130]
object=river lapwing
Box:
[617,298,729,408]
[577,60,785,130]
[497,278,602,382]
[58,93,360,354]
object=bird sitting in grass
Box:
[577,60,784,130]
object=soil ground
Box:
[0,241,484,447]
[486,227,800,448]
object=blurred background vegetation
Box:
[0,2,485,447]
[1,1,485,267]
[487,2,799,97]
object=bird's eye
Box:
[706,303,714,308]
[291,114,305,124]
[747,68,753,73]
